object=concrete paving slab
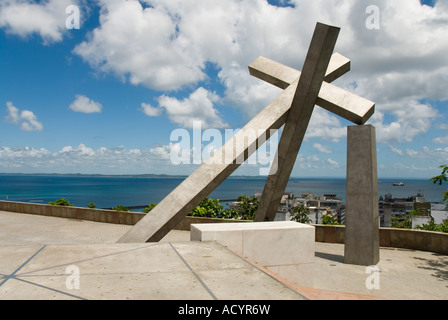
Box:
[0,241,306,300]
[0,211,131,245]
[314,242,448,300]
[0,211,447,300]
[0,277,80,300]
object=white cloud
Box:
[436,123,448,130]
[72,0,448,145]
[157,87,228,129]
[140,103,162,117]
[0,0,79,44]
[327,158,339,167]
[388,145,404,156]
[433,135,448,144]
[392,162,438,173]
[58,144,95,157]
[369,101,438,144]
[69,95,102,114]
[406,146,448,160]
[0,143,184,173]
[306,108,347,142]
[313,143,332,154]
[5,101,43,131]
[74,0,207,91]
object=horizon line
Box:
[0,172,432,180]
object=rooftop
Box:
[0,210,447,300]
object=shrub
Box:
[416,218,448,233]
[49,198,74,207]
[187,196,259,220]
[112,205,129,212]
[430,164,448,210]
[189,198,223,218]
[321,213,342,225]
[87,202,96,209]
[290,205,312,223]
[234,195,259,220]
[143,203,157,213]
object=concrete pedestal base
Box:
[191,221,315,288]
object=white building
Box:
[275,192,344,224]
[431,203,448,224]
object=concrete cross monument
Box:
[118,22,379,266]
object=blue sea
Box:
[0,174,446,210]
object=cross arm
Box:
[248,54,375,125]
[249,53,350,89]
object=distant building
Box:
[379,193,431,228]
[431,203,448,225]
[275,192,345,224]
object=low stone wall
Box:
[1,201,447,254]
[0,200,145,225]
[0,201,249,231]
[314,224,448,255]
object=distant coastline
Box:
[0,172,188,179]
[0,172,432,181]
[0,174,445,209]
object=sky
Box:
[0,0,447,178]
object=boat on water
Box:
[393,182,405,186]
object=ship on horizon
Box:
[393,182,405,186]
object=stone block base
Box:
[191,221,315,288]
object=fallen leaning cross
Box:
[117,22,375,243]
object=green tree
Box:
[321,213,342,225]
[143,203,157,213]
[220,208,241,220]
[189,198,224,218]
[87,202,96,209]
[112,205,129,212]
[186,195,259,220]
[290,205,311,223]
[429,164,448,209]
[49,198,74,207]
[391,209,422,229]
[415,218,448,233]
[234,195,259,220]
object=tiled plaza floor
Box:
[0,211,447,300]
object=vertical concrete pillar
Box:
[344,125,379,266]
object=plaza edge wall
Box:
[0,201,249,232]
[313,225,448,255]
[1,201,447,255]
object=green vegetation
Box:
[232,195,259,220]
[87,202,96,209]
[290,205,311,223]
[112,205,130,212]
[321,213,342,225]
[430,164,448,209]
[143,203,157,213]
[391,208,422,229]
[48,198,74,206]
[143,195,259,220]
[391,209,448,234]
[189,195,259,220]
[388,166,448,233]
[415,218,448,233]
[190,198,224,218]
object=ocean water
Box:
[0,174,446,210]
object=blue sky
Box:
[0,0,447,178]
